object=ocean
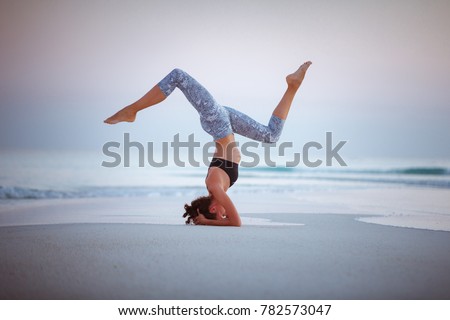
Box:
[1,149,449,201]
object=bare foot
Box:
[104,106,136,124]
[286,61,312,89]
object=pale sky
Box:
[1,0,449,158]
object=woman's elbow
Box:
[230,219,242,227]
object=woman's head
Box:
[183,195,215,224]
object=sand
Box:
[1,188,450,299]
[1,214,450,299]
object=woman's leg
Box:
[224,106,285,143]
[226,61,312,143]
[104,84,166,124]
[105,68,221,125]
[273,61,311,119]
[157,69,233,140]
[105,68,233,141]
[104,61,312,139]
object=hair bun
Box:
[182,196,212,224]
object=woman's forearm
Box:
[202,218,241,227]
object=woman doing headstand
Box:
[104,61,312,226]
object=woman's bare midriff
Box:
[214,134,241,164]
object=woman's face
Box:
[209,200,226,218]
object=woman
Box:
[104,61,312,226]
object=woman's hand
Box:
[193,204,241,227]
[194,210,207,225]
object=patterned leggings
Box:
[157,69,285,142]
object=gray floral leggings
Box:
[157,68,285,142]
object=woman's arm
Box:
[197,185,241,227]
[194,214,239,227]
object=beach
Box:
[1,190,450,300]
[1,150,450,299]
[2,0,450,308]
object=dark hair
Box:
[183,195,215,224]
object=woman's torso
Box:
[213,135,241,164]
[205,135,241,190]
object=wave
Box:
[241,165,450,176]
[0,186,204,200]
[390,167,449,175]
[233,165,450,189]
[330,167,450,176]
[1,165,449,200]
[1,186,83,199]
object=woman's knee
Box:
[171,68,186,79]
[266,116,284,143]
[265,135,280,144]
